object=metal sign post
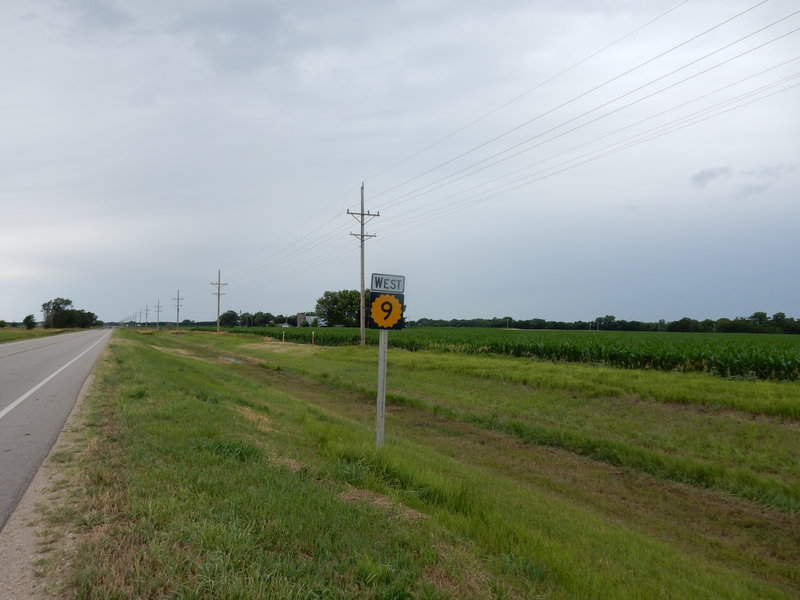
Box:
[375,329,389,447]
[367,273,405,448]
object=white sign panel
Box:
[371,273,405,294]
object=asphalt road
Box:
[0,329,111,531]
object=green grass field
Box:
[0,327,67,343]
[48,328,800,598]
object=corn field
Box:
[221,326,800,381]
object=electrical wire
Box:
[362,0,693,183]
[366,0,772,204]
[214,1,796,299]
[372,7,798,214]
[377,76,800,241]
[373,25,800,215]
[225,1,704,284]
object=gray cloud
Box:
[743,165,796,180]
[1,0,798,323]
[67,0,132,30]
[691,167,733,187]
[734,183,772,200]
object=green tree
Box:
[68,309,99,328]
[252,311,273,326]
[315,290,361,327]
[219,310,239,328]
[41,297,73,328]
[668,317,700,332]
[40,299,100,328]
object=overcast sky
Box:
[2,0,798,324]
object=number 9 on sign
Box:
[368,293,404,329]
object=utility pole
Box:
[173,290,183,330]
[211,270,227,333]
[144,305,149,329]
[155,299,162,330]
[347,182,379,346]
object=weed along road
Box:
[0,329,111,530]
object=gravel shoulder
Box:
[0,371,94,600]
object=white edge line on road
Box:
[0,331,110,422]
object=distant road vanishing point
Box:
[0,329,110,531]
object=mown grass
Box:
[54,329,800,598]
[0,327,69,343]
[62,334,513,598]
[173,335,800,503]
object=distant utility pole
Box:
[144,305,150,328]
[173,290,183,329]
[155,299,162,330]
[347,182,379,346]
[211,270,228,333]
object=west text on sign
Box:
[371,273,405,294]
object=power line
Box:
[212,2,795,296]
[155,299,162,330]
[362,0,693,183]
[173,290,183,330]
[377,75,800,240]
[218,1,700,286]
[373,16,800,214]
[386,61,800,220]
[369,0,775,205]
[211,270,228,333]
[227,212,346,283]
[212,69,797,295]
[347,182,379,345]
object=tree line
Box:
[213,290,359,328]
[411,312,800,334]
[215,310,311,328]
[1,298,102,329]
[209,290,800,335]
[41,298,102,328]
[108,285,798,336]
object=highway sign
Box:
[370,273,405,294]
[367,292,404,330]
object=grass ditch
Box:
[178,334,800,512]
[45,329,800,598]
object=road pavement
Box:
[0,329,111,531]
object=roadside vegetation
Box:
[48,328,799,599]
[213,326,800,381]
[0,327,69,344]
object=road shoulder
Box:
[0,370,95,600]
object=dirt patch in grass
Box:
[273,457,305,473]
[424,540,507,600]
[338,484,427,522]
[241,339,322,357]
[236,406,274,431]
[149,346,208,361]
